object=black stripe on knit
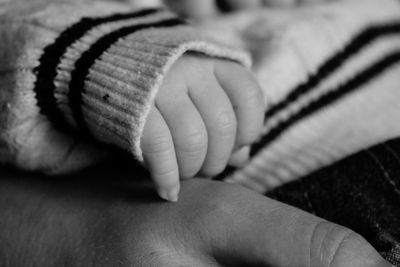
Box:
[33,8,161,132]
[213,22,400,181]
[264,21,400,122]
[68,18,184,135]
[250,51,400,157]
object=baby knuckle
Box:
[152,167,177,180]
[179,131,207,155]
[215,111,237,137]
[243,82,263,103]
[143,135,172,155]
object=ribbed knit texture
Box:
[208,0,400,193]
[0,0,250,172]
[52,9,250,160]
[1,0,400,264]
[0,0,399,183]
[1,0,399,184]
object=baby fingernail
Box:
[159,186,180,202]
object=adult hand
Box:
[122,180,392,266]
[0,167,391,267]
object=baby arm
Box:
[0,0,260,201]
[142,54,264,201]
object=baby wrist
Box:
[51,10,251,161]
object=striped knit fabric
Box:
[0,0,399,192]
[207,0,400,193]
[0,0,400,264]
[0,0,249,173]
[0,0,399,195]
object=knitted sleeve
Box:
[0,0,250,172]
[213,0,400,192]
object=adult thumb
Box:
[200,183,393,267]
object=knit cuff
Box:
[51,10,251,161]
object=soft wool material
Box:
[0,0,249,173]
[1,0,400,187]
[1,0,400,264]
[202,0,400,194]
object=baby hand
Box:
[141,54,264,202]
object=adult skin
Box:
[0,163,392,266]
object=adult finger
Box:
[141,107,179,202]
[188,71,237,177]
[187,181,392,267]
[215,60,265,148]
[156,93,208,180]
[234,198,391,266]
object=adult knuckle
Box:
[310,221,362,267]
[328,230,361,267]
[138,249,177,267]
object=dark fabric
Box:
[267,138,400,266]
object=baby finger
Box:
[141,107,180,202]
